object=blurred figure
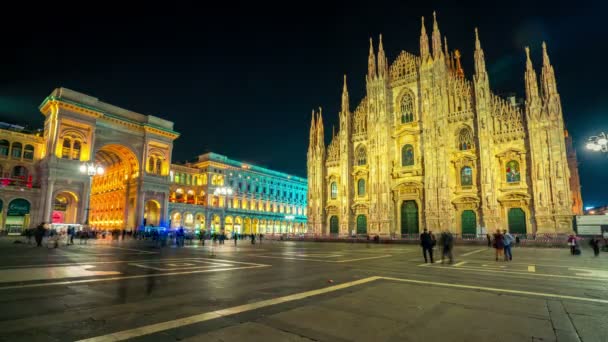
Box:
[419,228,434,263]
[589,236,600,257]
[34,222,46,247]
[440,230,454,264]
[567,234,577,255]
[503,229,514,261]
[486,233,492,247]
[493,230,504,261]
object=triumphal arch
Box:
[38,88,179,230]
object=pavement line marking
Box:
[76,276,382,342]
[421,263,608,282]
[381,276,608,304]
[528,265,536,273]
[254,254,391,263]
[453,261,467,267]
[101,246,157,254]
[461,248,487,257]
[0,257,258,269]
[0,264,270,290]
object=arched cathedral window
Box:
[357,179,366,196]
[356,146,366,166]
[401,144,414,166]
[400,93,414,123]
[458,127,474,151]
[461,166,473,186]
[330,182,338,199]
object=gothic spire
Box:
[419,16,430,61]
[454,49,464,78]
[377,34,388,78]
[444,36,450,69]
[316,107,325,149]
[540,42,558,99]
[431,11,443,60]
[341,74,349,113]
[524,46,540,104]
[368,37,377,78]
[473,27,487,80]
[309,109,316,151]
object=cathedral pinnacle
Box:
[309,109,316,151]
[368,37,377,78]
[454,49,464,78]
[542,41,551,67]
[420,16,430,61]
[431,11,443,60]
[473,27,487,80]
[341,74,349,113]
[540,41,558,99]
[524,46,540,107]
[377,34,388,77]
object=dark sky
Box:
[0,0,606,207]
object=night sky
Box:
[0,1,606,207]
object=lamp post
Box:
[79,162,104,226]
[586,132,608,153]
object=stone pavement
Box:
[0,236,606,341]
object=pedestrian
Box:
[493,230,504,261]
[589,236,600,257]
[503,229,514,261]
[567,234,577,255]
[440,230,454,264]
[486,233,492,247]
[34,222,46,247]
[25,228,33,244]
[419,228,434,263]
[234,232,238,246]
[259,234,263,244]
[251,233,256,244]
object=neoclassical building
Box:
[307,13,582,237]
[167,153,308,235]
[0,88,307,234]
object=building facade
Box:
[0,88,307,234]
[167,153,307,235]
[307,13,582,237]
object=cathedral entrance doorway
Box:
[329,216,339,235]
[400,200,419,235]
[461,210,476,236]
[508,208,526,234]
[144,200,160,226]
[356,215,367,235]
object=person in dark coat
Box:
[590,237,600,257]
[493,230,505,261]
[420,228,434,263]
[34,222,46,247]
[440,231,454,264]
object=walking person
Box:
[486,233,492,247]
[34,222,46,247]
[419,228,434,263]
[503,229,514,261]
[590,236,600,257]
[234,232,238,246]
[440,230,454,264]
[567,234,577,255]
[493,230,504,261]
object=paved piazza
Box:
[0,238,606,341]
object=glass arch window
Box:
[460,166,473,186]
[401,144,414,166]
[330,182,338,199]
[357,179,366,196]
[61,138,71,159]
[458,127,474,151]
[506,160,521,183]
[72,141,81,160]
[400,93,415,123]
[23,145,34,160]
[11,142,22,158]
[0,139,9,156]
[357,146,366,166]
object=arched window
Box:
[506,160,521,183]
[357,179,366,196]
[400,93,415,123]
[461,166,473,186]
[72,141,81,160]
[155,159,162,175]
[148,157,155,173]
[330,182,338,199]
[61,138,71,159]
[12,165,28,179]
[23,145,34,160]
[356,146,366,165]
[401,144,414,166]
[11,142,22,159]
[0,139,9,157]
[458,127,474,151]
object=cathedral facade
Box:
[307,13,582,237]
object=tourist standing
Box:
[419,228,434,263]
[34,222,46,247]
[590,237,600,257]
[503,229,514,261]
[567,234,577,255]
[440,231,454,264]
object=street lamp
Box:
[586,132,608,153]
[79,162,104,226]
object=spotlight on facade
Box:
[587,132,608,153]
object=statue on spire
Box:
[377,34,388,78]
[431,11,443,60]
[473,27,487,80]
[368,37,377,78]
[524,46,540,109]
[341,74,349,113]
[420,16,430,62]
[540,42,558,99]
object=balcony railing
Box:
[0,176,37,188]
